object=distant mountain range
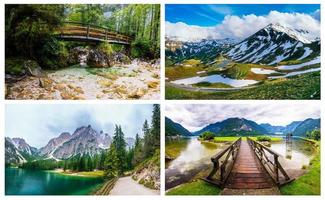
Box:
[5,125,135,165]
[166,23,320,65]
[165,116,320,137]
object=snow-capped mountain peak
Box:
[264,23,314,44]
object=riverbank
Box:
[6,60,160,100]
[280,141,320,195]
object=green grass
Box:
[280,144,320,195]
[166,65,205,80]
[58,170,104,178]
[192,82,233,88]
[166,71,320,99]
[166,180,221,195]
[212,136,282,143]
[213,137,240,143]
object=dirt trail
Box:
[110,176,159,195]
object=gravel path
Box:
[110,176,160,195]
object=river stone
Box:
[68,47,90,66]
[87,49,110,68]
[24,60,46,78]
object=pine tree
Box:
[112,125,127,174]
[104,143,119,179]
[151,104,160,149]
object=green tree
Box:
[104,143,119,179]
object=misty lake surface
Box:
[5,168,103,195]
[165,137,225,190]
[268,137,317,169]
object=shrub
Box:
[199,131,215,141]
[256,136,271,142]
[98,42,113,55]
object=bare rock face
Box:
[11,137,37,155]
[51,125,112,159]
[68,47,111,68]
[132,155,160,190]
[5,137,38,164]
[87,49,111,68]
[38,132,72,157]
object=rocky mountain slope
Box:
[5,125,129,164]
[225,23,320,65]
[166,23,320,66]
[166,38,236,64]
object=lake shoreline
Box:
[49,168,105,178]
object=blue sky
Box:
[5,104,154,148]
[166,4,320,26]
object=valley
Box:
[165,23,320,99]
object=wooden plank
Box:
[224,140,275,189]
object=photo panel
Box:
[5,103,161,195]
[165,4,321,100]
[5,4,160,100]
[165,102,320,195]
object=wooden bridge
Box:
[203,137,293,191]
[56,21,134,45]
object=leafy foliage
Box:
[306,129,321,141]
[199,131,216,140]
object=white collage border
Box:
[0,0,324,200]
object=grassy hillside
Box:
[166,71,320,100]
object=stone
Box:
[147,80,159,88]
[39,78,53,90]
[24,60,46,78]
[87,49,110,68]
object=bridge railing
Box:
[247,137,293,185]
[58,21,134,44]
[203,137,242,187]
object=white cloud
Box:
[165,103,320,132]
[5,104,153,148]
[166,11,320,41]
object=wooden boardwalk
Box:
[224,140,274,189]
[57,21,133,45]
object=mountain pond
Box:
[165,137,317,190]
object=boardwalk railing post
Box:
[207,160,219,180]
[87,25,90,38]
[274,155,279,184]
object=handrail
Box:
[57,21,134,44]
[63,21,134,38]
[247,137,292,185]
[203,137,242,187]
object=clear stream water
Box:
[165,137,316,190]
[5,168,103,195]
